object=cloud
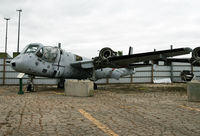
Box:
[0,0,200,57]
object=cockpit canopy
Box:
[23,44,40,54]
[36,46,58,62]
[22,43,59,62]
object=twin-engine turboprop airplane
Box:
[10,43,200,91]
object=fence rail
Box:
[0,58,200,85]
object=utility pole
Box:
[17,9,22,53]
[4,17,10,53]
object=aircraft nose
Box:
[11,62,16,67]
[10,56,23,71]
[10,59,17,70]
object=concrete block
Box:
[64,80,94,97]
[187,80,200,102]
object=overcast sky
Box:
[0,0,200,58]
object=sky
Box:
[0,0,200,58]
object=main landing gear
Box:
[57,78,65,89]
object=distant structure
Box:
[4,17,10,53]
[16,9,22,53]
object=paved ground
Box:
[0,84,200,136]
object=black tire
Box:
[57,79,65,89]
[27,84,34,92]
[180,70,194,81]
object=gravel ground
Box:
[0,83,200,136]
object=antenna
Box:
[128,46,133,55]
[58,43,61,48]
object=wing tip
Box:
[185,47,192,53]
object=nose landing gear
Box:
[27,75,35,92]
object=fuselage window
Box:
[24,45,39,54]
[75,55,83,61]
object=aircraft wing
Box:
[160,58,200,66]
[160,58,191,64]
[93,47,192,69]
[71,47,193,69]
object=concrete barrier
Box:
[187,80,200,102]
[64,80,94,97]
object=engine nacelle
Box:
[191,47,200,65]
[95,68,135,80]
[99,47,117,59]
[192,47,200,59]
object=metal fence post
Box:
[170,62,174,83]
[130,74,133,83]
[191,64,194,73]
[106,78,109,84]
[151,64,154,83]
[3,58,6,85]
[170,45,174,83]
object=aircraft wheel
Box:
[57,79,65,89]
[27,84,34,92]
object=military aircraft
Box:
[10,43,200,91]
